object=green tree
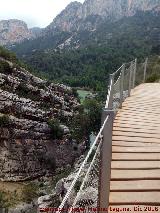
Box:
[0,115,10,127]
[70,98,102,142]
[0,61,12,74]
[0,46,17,62]
[22,183,38,203]
[83,98,102,133]
[48,119,64,140]
[0,191,8,208]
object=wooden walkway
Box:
[109,83,160,212]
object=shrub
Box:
[16,83,40,101]
[0,61,12,74]
[45,152,56,170]
[146,73,160,83]
[0,46,17,62]
[74,180,82,192]
[72,88,79,98]
[0,191,8,208]
[0,115,10,127]
[48,119,63,139]
[21,183,38,203]
[51,168,72,188]
[87,150,96,163]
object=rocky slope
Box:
[0,52,83,181]
[0,19,35,46]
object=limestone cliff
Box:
[0,19,34,46]
[0,55,82,181]
[45,0,160,33]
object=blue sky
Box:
[0,0,85,28]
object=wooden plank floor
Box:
[109,83,160,212]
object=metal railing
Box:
[55,58,149,213]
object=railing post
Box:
[143,57,148,83]
[98,108,114,213]
[132,58,137,89]
[108,74,115,109]
[120,64,125,108]
[128,61,133,97]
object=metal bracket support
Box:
[98,108,114,213]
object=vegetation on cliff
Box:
[146,56,160,82]
[0,47,84,184]
[0,46,19,63]
[0,115,10,127]
[48,119,64,140]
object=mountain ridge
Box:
[11,9,160,91]
[1,0,159,47]
[3,0,160,92]
[44,0,160,34]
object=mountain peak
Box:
[46,1,82,32]
[66,1,82,7]
[0,19,33,46]
[45,0,160,33]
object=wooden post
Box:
[98,109,114,213]
[108,74,115,109]
[143,58,148,83]
[132,58,137,89]
[128,61,133,97]
[120,64,125,108]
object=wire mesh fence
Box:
[113,69,122,110]
[135,62,146,86]
[55,57,150,213]
[112,58,149,111]
[112,61,134,110]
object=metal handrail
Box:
[114,71,122,86]
[56,116,109,213]
[105,78,113,108]
[111,64,123,76]
[69,139,102,212]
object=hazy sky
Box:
[0,0,85,28]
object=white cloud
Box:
[0,0,85,28]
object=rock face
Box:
[45,0,160,33]
[45,2,82,33]
[1,0,159,48]
[78,0,160,20]
[0,19,34,46]
[0,56,81,181]
[8,203,36,213]
[37,154,99,211]
[39,0,160,50]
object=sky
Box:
[0,0,85,28]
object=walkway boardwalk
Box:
[109,83,160,211]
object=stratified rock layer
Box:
[0,57,81,181]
